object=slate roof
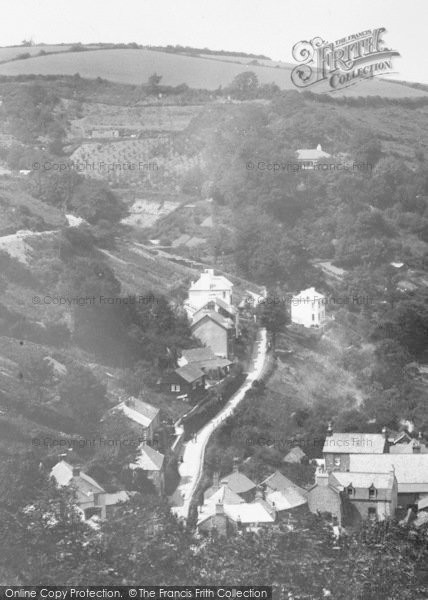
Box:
[116,398,159,428]
[175,364,205,383]
[349,454,428,493]
[261,471,307,496]
[204,484,244,505]
[198,501,275,526]
[51,461,105,496]
[220,471,257,495]
[331,471,395,501]
[296,147,331,161]
[180,347,232,371]
[389,440,428,454]
[192,311,234,330]
[283,446,307,463]
[131,444,165,471]
[266,489,307,511]
[417,496,428,511]
[323,433,386,454]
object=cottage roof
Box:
[175,364,205,383]
[389,440,428,454]
[181,347,217,363]
[283,446,307,464]
[296,145,331,161]
[198,501,275,526]
[220,471,257,494]
[131,444,164,471]
[261,470,307,496]
[116,398,159,428]
[214,297,238,315]
[323,433,386,454]
[51,461,105,495]
[266,489,307,511]
[204,484,244,505]
[349,454,428,493]
[331,471,395,490]
[192,311,234,330]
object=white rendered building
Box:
[291,287,326,328]
[185,269,233,316]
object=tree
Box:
[256,297,289,346]
[59,364,109,428]
[228,71,259,98]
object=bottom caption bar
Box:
[0,588,272,600]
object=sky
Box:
[1,0,427,84]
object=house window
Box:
[368,507,377,521]
[347,485,354,497]
[369,485,376,499]
[223,291,226,298]
[312,314,315,321]
[334,457,341,468]
[171,384,180,392]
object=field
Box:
[0,48,427,97]
[0,44,75,63]
[70,102,202,136]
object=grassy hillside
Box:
[0,48,427,98]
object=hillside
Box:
[0,47,427,98]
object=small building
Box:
[389,433,428,454]
[261,471,307,515]
[197,500,275,536]
[307,468,345,526]
[177,347,232,380]
[50,461,130,521]
[219,465,257,502]
[162,365,206,398]
[194,297,239,336]
[283,446,307,464]
[185,269,233,316]
[349,454,428,509]
[191,311,235,358]
[323,427,388,472]
[331,470,397,522]
[130,443,165,495]
[115,397,160,443]
[295,144,331,169]
[291,287,326,328]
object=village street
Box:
[171,327,268,521]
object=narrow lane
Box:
[171,328,268,521]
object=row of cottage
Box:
[196,427,428,536]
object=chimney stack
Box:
[382,426,387,439]
[213,471,220,489]
[316,466,329,487]
[326,422,333,437]
[255,486,264,501]
[72,466,81,477]
[215,501,224,515]
[233,457,239,473]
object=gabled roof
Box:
[389,440,428,454]
[261,470,307,496]
[204,484,244,505]
[331,471,395,491]
[220,471,256,494]
[198,501,275,526]
[323,433,386,454]
[349,454,428,493]
[296,146,331,161]
[266,489,307,511]
[283,446,307,463]
[51,461,105,495]
[214,297,238,315]
[175,364,205,383]
[116,398,159,428]
[131,444,164,471]
[191,310,234,330]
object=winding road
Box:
[171,327,268,521]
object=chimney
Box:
[317,144,322,151]
[233,457,240,473]
[215,501,224,515]
[127,397,136,408]
[413,435,421,454]
[72,466,81,477]
[326,422,333,437]
[382,426,387,439]
[206,269,214,276]
[315,466,330,487]
[213,471,220,489]
[142,429,148,445]
[255,486,264,501]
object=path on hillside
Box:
[170,327,268,521]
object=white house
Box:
[185,269,233,317]
[296,144,331,169]
[291,287,326,328]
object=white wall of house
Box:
[291,287,326,328]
